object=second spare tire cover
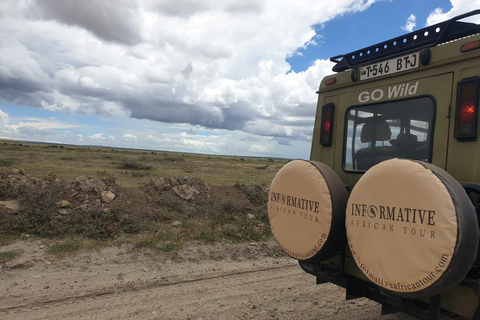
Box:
[346,158,479,298]
[268,160,348,262]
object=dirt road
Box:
[0,239,414,320]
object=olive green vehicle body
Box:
[309,31,480,318]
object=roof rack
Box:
[330,9,480,73]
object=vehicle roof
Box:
[330,9,480,73]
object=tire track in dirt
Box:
[0,240,415,320]
[0,262,414,320]
[0,264,297,314]
[0,264,301,319]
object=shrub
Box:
[117,159,153,171]
[0,159,14,167]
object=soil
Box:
[0,169,416,319]
[0,239,416,320]
[0,170,270,240]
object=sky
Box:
[1,0,479,159]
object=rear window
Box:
[343,96,435,171]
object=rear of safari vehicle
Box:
[268,10,480,320]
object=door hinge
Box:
[445,105,452,118]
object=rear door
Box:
[334,73,454,188]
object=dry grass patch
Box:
[0,140,280,252]
[0,140,287,187]
[48,238,111,257]
[0,250,20,262]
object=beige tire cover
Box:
[268,160,348,262]
[346,158,479,298]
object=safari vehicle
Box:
[268,10,480,320]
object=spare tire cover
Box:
[346,159,479,298]
[268,160,348,262]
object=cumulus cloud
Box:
[426,1,480,26]
[402,14,416,32]
[14,117,79,130]
[0,109,8,122]
[122,133,137,141]
[89,133,106,140]
[34,0,144,45]
[0,0,378,148]
[0,110,84,145]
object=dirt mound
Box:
[0,168,270,241]
[144,176,211,201]
[1,168,49,190]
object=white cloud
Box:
[13,117,80,130]
[402,14,416,32]
[4,0,421,158]
[0,112,80,140]
[426,1,480,26]
[0,0,376,151]
[0,111,86,145]
[122,133,137,141]
[0,108,8,122]
[88,133,106,140]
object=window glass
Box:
[344,97,435,171]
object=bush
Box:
[163,157,185,162]
[0,159,14,167]
[117,159,153,171]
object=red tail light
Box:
[455,77,479,141]
[320,104,334,146]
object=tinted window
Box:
[344,97,435,171]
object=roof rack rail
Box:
[330,9,480,73]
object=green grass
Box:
[47,238,111,257]
[0,250,20,262]
[117,158,154,171]
[0,159,14,167]
[0,235,15,247]
[0,139,277,251]
[48,239,81,257]
[0,140,287,187]
[135,230,184,252]
[83,240,110,252]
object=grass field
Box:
[0,140,287,187]
[0,140,290,254]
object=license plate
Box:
[359,52,420,81]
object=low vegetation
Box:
[0,140,283,254]
[0,140,286,187]
[0,250,20,262]
[117,158,154,171]
[47,238,110,257]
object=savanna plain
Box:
[0,140,414,319]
